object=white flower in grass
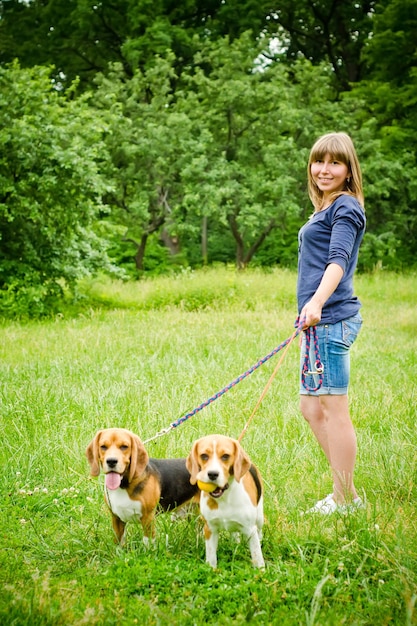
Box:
[42,488,48,494]
[20,519,27,525]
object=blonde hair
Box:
[307,132,364,211]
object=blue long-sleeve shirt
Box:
[297,194,366,324]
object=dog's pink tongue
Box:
[105,472,121,490]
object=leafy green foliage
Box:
[349,121,417,268]
[0,0,270,91]
[93,56,205,272]
[0,62,117,317]
[265,0,376,90]
[1,2,417,315]
[353,0,417,154]
[178,39,349,268]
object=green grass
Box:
[1,267,416,625]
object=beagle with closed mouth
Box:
[186,434,265,569]
[86,428,198,545]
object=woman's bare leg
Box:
[300,394,358,502]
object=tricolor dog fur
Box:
[186,434,265,569]
[86,428,198,545]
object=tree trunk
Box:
[243,219,276,265]
[228,213,246,269]
[228,213,277,269]
[134,233,148,271]
[160,228,180,255]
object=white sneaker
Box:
[306,494,365,515]
[306,493,337,514]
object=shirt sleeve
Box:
[327,199,365,272]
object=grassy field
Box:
[1,268,416,625]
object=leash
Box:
[237,324,297,442]
[143,318,322,444]
[302,322,324,392]
[238,321,323,441]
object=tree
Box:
[179,36,348,268]
[262,0,376,90]
[0,62,115,315]
[0,0,132,90]
[93,57,204,272]
[356,0,417,149]
[2,0,376,94]
[0,0,271,91]
[346,0,417,267]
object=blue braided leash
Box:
[143,317,322,443]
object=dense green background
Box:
[1,0,416,316]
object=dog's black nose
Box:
[208,471,219,481]
[106,458,118,468]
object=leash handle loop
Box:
[301,323,324,392]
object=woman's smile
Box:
[310,152,349,199]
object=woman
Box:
[297,132,366,514]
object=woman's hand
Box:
[300,300,323,328]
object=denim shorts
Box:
[299,314,363,396]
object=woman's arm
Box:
[300,263,344,327]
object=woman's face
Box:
[310,152,349,197]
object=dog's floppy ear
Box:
[232,439,251,482]
[128,432,149,482]
[186,441,200,485]
[86,431,102,477]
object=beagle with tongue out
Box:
[186,434,265,569]
[86,428,198,545]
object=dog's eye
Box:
[200,454,209,461]
[120,445,129,451]
[100,445,108,451]
[221,454,230,462]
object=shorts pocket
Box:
[342,315,362,347]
